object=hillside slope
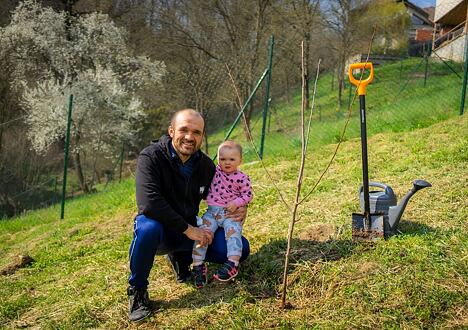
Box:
[0,115,466,329]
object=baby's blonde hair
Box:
[217,140,243,159]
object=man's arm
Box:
[135,152,188,233]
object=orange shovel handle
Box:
[348,62,374,96]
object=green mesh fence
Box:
[207,55,463,164]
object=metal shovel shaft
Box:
[359,94,371,228]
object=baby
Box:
[192,140,253,288]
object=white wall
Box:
[432,33,466,62]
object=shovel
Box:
[348,62,384,241]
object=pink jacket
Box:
[206,166,252,207]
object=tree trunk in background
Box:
[0,127,3,156]
[73,151,89,193]
[304,35,310,110]
[204,134,209,155]
[337,57,345,110]
[331,68,335,91]
[72,132,89,193]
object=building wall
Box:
[432,33,466,62]
[416,29,433,41]
[435,0,465,22]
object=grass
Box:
[0,110,466,329]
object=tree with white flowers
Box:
[1,0,164,192]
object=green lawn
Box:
[0,112,466,329]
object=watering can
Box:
[358,180,432,238]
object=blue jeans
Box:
[128,214,250,288]
[193,206,243,263]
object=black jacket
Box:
[135,135,216,233]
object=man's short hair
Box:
[217,140,243,158]
[170,109,205,128]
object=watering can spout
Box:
[388,179,432,231]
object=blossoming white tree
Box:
[0,0,164,192]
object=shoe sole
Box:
[129,310,152,323]
[213,272,238,282]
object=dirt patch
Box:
[0,254,34,275]
[298,224,336,242]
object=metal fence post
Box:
[259,35,274,160]
[60,94,73,219]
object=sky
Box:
[409,0,436,8]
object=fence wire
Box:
[208,54,463,166]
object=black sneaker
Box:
[192,263,208,288]
[213,261,239,282]
[127,286,152,322]
[166,254,192,283]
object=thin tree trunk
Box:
[204,133,209,155]
[91,155,98,186]
[281,41,307,309]
[331,68,335,91]
[73,151,89,193]
[304,35,311,110]
[337,57,345,110]
[72,132,89,193]
[0,126,3,156]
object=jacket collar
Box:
[154,134,201,163]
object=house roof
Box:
[434,0,467,25]
[423,6,435,21]
[397,0,434,24]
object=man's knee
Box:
[240,236,250,262]
[134,215,164,243]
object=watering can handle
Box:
[348,62,374,96]
[359,182,396,198]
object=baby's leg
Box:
[223,219,243,266]
[192,211,218,266]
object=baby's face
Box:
[218,148,242,174]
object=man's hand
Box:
[225,205,247,224]
[183,225,213,247]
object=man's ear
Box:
[168,125,174,138]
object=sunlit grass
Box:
[0,113,466,329]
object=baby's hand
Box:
[225,202,237,213]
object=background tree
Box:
[325,0,363,110]
[1,0,164,193]
[364,0,410,55]
[271,0,322,110]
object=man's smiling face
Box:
[168,110,204,163]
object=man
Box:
[127,109,250,322]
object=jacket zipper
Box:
[183,176,190,217]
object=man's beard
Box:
[180,140,197,155]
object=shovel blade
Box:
[352,213,385,242]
